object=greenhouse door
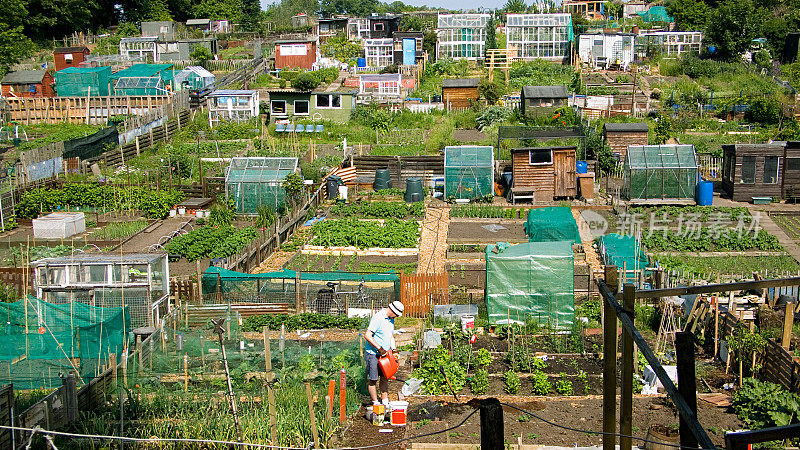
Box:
[553,151,577,197]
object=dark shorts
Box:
[365,352,380,381]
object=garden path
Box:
[417,205,450,274]
[251,250,294,273]
[573,208,603,274]
[745,205,800,263]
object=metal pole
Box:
[212,318,243,442]
[677,331,699,449]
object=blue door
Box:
[402,38,415,66]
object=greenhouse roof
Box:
[444,146,494,167]
[177,65,214,78]
[210,89,257,96]
[31,253,164,267]
[625,144,698,170]
[111,64,174,80]
[226,157,298,183]
[522,85,568,99]
[114,76,165,92]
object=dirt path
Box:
[118,216,193,253]
[747,207,800,263]
[252,250,295,273]
[417,205,450,274]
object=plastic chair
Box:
[306,124,314,133]
[295,124,305,133]
[275,123,285,133]
[286,124,295,133]
[315,124,324,133]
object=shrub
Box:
[476,105,511,130]
[732,378,800,428]
[475,348,493,367]
[292,72,319,91]
[478,79,505,105]
[555,373,573,395]
[744,98,783,125]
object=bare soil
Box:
[447,221,527,244]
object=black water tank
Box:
[373,168,392,190]
[326,175,343,200]
[404,177,424,203]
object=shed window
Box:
[741,156,756,184]
[316,94,341,108]
[294,100,309,115]
[64,53,73,62]
[271,100,286,115]
[530,149,553,165]
[787,158,800,171]
[764,156,779,184]
[374,23,384,31]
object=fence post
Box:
[782,302,793,349]
[480,398,504,450]
[620,283,635,450]
[64,373,78,422]
[676,331,699,449]
[602,266,618,450]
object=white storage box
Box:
[33,212,86,239]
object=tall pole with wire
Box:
[212,317,243,442]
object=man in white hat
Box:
[364,300,404,407]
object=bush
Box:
[732,378,800,428]
[470,368,489,394]
[478,79,505,105]
[242,313,365,332]
[293,72,320,91]
[476,105,511,130]
[744,98,783,125]
[531,370,551,395]
[555,373,573,395]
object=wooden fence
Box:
[98,110,192,166]
[4,95,178,125]
[351,155,444,188]
[400,272,449,318]
[698,154,722,181]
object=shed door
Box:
[554,151,577,197]
[402,38,415,65]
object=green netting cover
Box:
[225,157,298,214]
[523,207,581,244]
[62,126,119,160]
[636,6,674,23]
[55,66,112,97]
[444,146,494,200]
[597,233,648,271]
[0,295,129,389]
[485,241,574,327]
[110,64,175,83]
[623,144,699,200]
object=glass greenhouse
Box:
[623,144,699,201]
[444,145,494,201]
[174,65,215,91]
[225,157,299,214]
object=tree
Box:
[485,15,497,53]
[503,0,527,14]
[666,0,710,31]
[478,78,504,105]
[320,35,361,62]
[190,45,213,67]
[0,0,32,74]
[193,0,244,22]
[423,30,437,61]
[603,1,621,20]
[705,0,766,60]
[400,15,425,31]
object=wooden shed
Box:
[510,146,577,202]
[53,46,89,72]
[604,122,648,159]
[274,39,317,70]
[783,141,800,199]
[1,70,55,98]
[520,85,568,118]
[442,78,480,110]
[722,143,785,202]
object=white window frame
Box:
[763,156,780,184]
[294,100,310,115]
[64,53,74,62]
[271,100,287,115]
[529,149,553,165]
[374,22,384,31]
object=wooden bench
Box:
[510,187,534,204]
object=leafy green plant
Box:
[311,218,419,249]
[17,184,184,219]
[505,346,546,372]
[503,370,520,394]
[733,378,800,428]
[208,196,236,228]
[164,226,257,261]
[242,313,365,332]
[475,348,493,367]
[531,370,551,395]
[92,220,148,240]
[414,347,466,395]
[577,370,590,394]
[330,201,424,219]
[470,368,489,394]
[555,373,573,396]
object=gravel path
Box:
[417,204,450,274]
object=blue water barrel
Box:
[356,57,366,68]
[576,161,588,174]
[696,180,713,206]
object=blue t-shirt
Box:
[365,309,394,355]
